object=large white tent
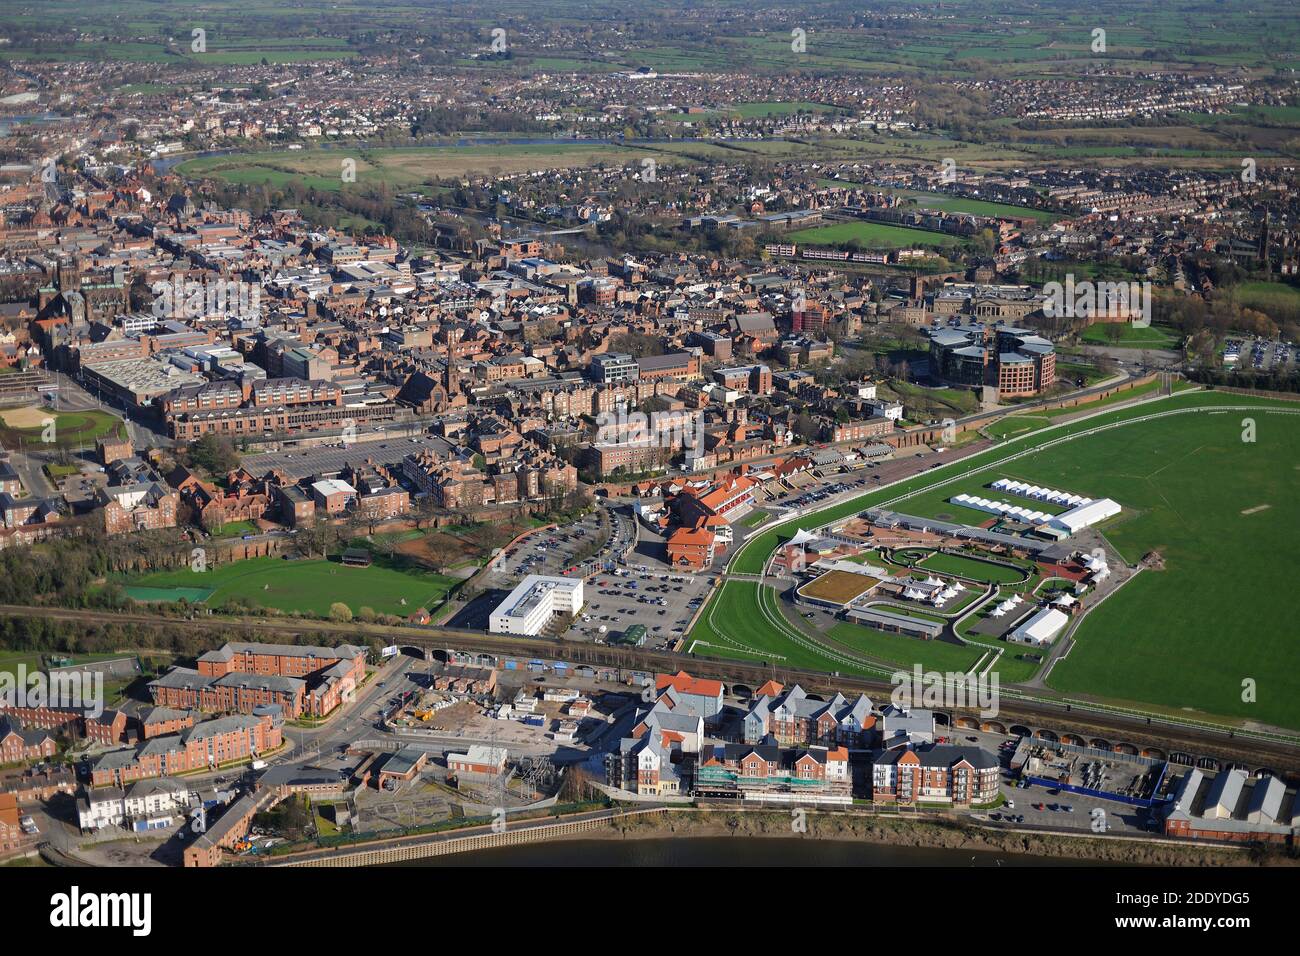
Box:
[1008,607,1070,646]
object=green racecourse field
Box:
[687,579,982,676]
[698,390,1300,731]
[125,556,458,618]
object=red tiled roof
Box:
[657,670,723,698]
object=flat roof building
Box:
[488,575,584,636]
[1049,497,1122,535]
[1008,606,1070,646]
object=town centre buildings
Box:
[488,575,585,636]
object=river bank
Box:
[393,836,1080,867]
[561,809,1293,868]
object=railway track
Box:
[4,602,1299,774]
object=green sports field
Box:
[0,407,127,451]
[1080,323,1179,348]
[729,385,1188,576]
[788,220,960,250]
[917,552,1029,584]
[126,556,458,618]
[688,580,982,677]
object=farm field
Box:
[177,144,649,189]
[125,555,458,617]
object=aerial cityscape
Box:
[0,0,1295,919]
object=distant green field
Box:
[861,187,1058,223]
[729,101,848,119]
[789,220,960,250]
[127,556,458,617]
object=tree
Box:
[188,433,239,477]
[412,495,439,531]
[328,602,353,623]
[559,765,593,802]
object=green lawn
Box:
[895,404,1300,729]
[126,556,458,617]
[788,220,960,250]
[209,520,260,538]
[1039,411,1300,730]
[1080,323,1179,348]
[827,623,982,672]
[0,651,42,681]
[730,101,848,119]
[918,552,1030,584]
[985,415,1051,440]
[688,580,982,677]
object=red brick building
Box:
[666,525,717,570]
[0,718,58,763]
[871,743,1000,807]
[91,713,282,788]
